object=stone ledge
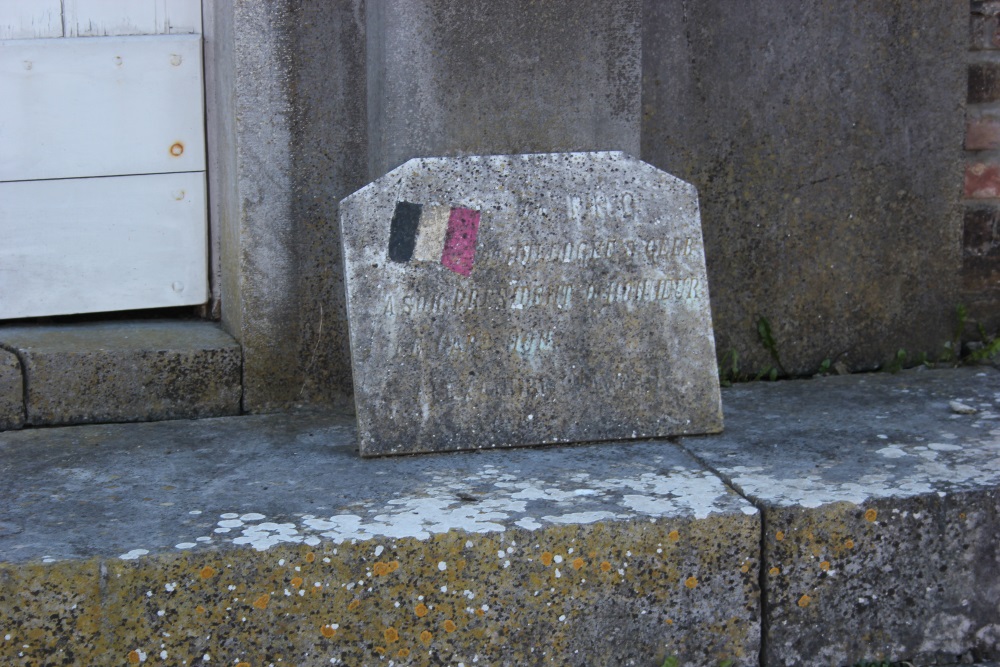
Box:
[0,367,997,666]
[681,366,1000,666]
[0,412,759,666]
[0,320,242,427]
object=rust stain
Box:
[169,142,184,157]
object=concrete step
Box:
[0,366,998,666]
[0,320,242,427]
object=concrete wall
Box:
[641,0,967,375]
[206,0,974,410]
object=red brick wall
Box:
[965,2,1000,330]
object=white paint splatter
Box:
[119,549,149,560]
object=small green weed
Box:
[755,315,786,378]
[659,657,679,667]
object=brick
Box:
[965,162,1000,198]
[972,1,1000,18]
[969,63,1000,103]
[965,206,1000,257]
[971,14,1000,50]
[967,115,1000,150]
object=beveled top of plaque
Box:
[340,152,722,457]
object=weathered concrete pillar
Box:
[205,0,367,412]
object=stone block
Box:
[340,152,722,456]
[0,321,241,426]
[642,1,965,375]
[0,411,760,666]
[0,348,23,430]
[680,367,1000,666]
[367,0,641,177]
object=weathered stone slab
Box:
[680,367,1000,666]
[0,321,242,426]
[340,152,723,456]
[0,412,760,666]
[0,348,24,430]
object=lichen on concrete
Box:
[681,366,1000,666]
[0,412,759,666]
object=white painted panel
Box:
[65,0,201,37]
[0,0,62,39]
[0,172,208,319]
[0,34,205,182]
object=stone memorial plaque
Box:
[340,152,722,457]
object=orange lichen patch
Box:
[127,651,141,664]
[864,508,878,522]
[740,564,750,574]
[290,577,304,588]
[819,561,831,571]
[398,648,411,658]
[236,663,251,667]
[667,530,680,542]
[199,565,216,579]
[374,647,386,656]
[775,531,785,541]
[372,561,390,576]
[305,551,316,563]
[443,619,457,633]
[195,605,207,615]
[419,630,433,645]
[665,618,674,625]
[384,627,399,643]
[415,603,430,618]
[844,539,854,549]
[959,512,967,520]
[684,576,698,589]
[475,609,485,617]
[600,561,612,572]
[252,594,270,610]
[540,552,554,566]
[321,624,337,638]
[588,550,597,558]
[348,599,361,611]
[797,594,812,608]
[768,567,780,576]
[571,558,585,570]
[387,560,400,573]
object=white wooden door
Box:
[0,0,207,319]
